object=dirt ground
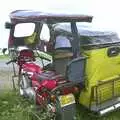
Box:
[0,58,46,90]
[0,60,18,90]
[0,70,13,89]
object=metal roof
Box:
[55,24,116,36]
[10,10,93,23]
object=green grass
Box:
[76,104,120,120]
[0,55,9,59]
[0,91,33,120]
[0,91,53,120]
[0,91,120,120]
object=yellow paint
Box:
[79,47,120,107]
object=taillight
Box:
[73,86,79,94]
[50,94,56,102]
[62,88,71,95]
[62,86,80,95]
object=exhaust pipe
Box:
[19,74,36,102]
[23,87,36,103]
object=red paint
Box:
[23,63,42,73]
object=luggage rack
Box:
[90,76,120,115]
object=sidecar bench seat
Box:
[53,50,73,76]
[53,35,73,76]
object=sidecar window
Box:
[55,24,120,46]
[40,24,50,42]
[55,35,72,49]
[14,23,35,37]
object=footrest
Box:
[90,97,120,116]
[99,102,120,115]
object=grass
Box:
[0,55,9,59]
[76,104,120,120]
[0,91,54,120]
[0,91,33,120]
[0,91,120,120]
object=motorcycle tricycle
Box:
[5,10,93,120]
[6,9,120,119]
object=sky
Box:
[0,0,120,48]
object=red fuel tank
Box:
[23,63,42,73]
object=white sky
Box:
[0,0,120,48]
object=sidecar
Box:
[54,24,120,115]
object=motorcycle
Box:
[6,48,79,120]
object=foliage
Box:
[76,104,120,120]
[0,55,8,59]
[0,91,54,120]
[0,91,120,120]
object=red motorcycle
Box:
[6,48,80,120]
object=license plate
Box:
[59,94,75,107]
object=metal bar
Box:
[70,22,80,58]
[95,86,98,106]
[93,77,120,108]
[98,77,120,85]
[12,76,16,90]
[112,80,115,98]
[12,62,17,76]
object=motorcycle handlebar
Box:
[6,59,16,65]
[38,56,51,61]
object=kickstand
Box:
[12,75,16,90]
[11,62,18,90]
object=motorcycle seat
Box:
[37,71,64,81]
[38,71,55,80]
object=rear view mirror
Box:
[40,24,50,42]
[2,48,8,55]
[5,22,13,29]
